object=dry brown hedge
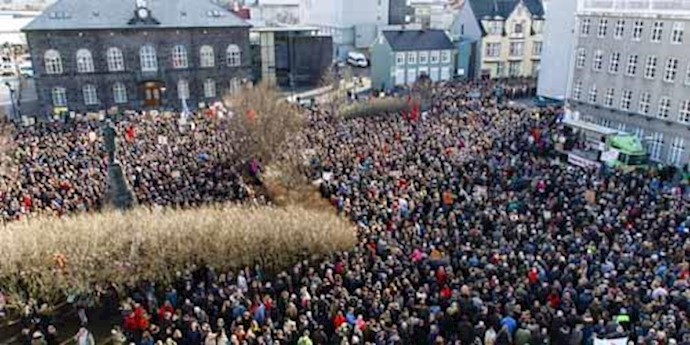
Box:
[0,206,356,307]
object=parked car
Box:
[19,62,34,78]
[1,62,15,77]
[346,52,368,68]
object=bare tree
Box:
[319,66,352,118]
[223,82,305,168]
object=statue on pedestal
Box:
[102,121,136,210]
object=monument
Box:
[103,121,136,209]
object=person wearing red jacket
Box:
[333,311,347,330]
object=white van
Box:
[346,51,368,68]
[1,62,15,76]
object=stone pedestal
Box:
[105,162,136,210]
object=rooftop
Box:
[23,0,250,31]
[382,29,455,51]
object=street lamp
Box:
[4,82,19,122]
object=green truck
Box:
[559,119,648,171]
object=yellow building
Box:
[458,0,545,79]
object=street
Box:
[0,75,37,118]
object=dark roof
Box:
[382,30,454,52]
[468,0,544,20]
[23,0,250,31]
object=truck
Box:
[557,118,648,172]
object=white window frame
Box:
[679,100,690,124]
[407,51,417,64]
[620,90,632,111]
[608,52,620,74]
[76,49,94,73]
[644,55,657,79]
[597,18,608,38]
[532,41,542,57]
[485,43,500,58]
[430,51,440,64]
[82,84,98,105]
[686,63,690,85]
[664,58,678,83]
[441,50,451,64]
[226,44,241,67]
[669,137,685,166]
[418,51,429,64]
[604,88,615,107]
[626,55,638,76]
[140,45,158,72]
[51,86,67,106]
[107,47,125,72]
[592,50,603,71]
[178,79,190,100]
[396,52,405,65]
[508,61,521,77]
[650,132,664,161]
[44,49,63,75]
[658,96,671,119]
[671,22,684,44]
[581,18,591,36]
[572,80,582,100]
[200,45,215,68]
[651,21,663,42]
[632,21,643,41]
[113,83,127,104]
[614,20,625,39]
[639,92,651,115]
[172,45,189,69]
[588,84,598,104]
[576,48,586,69]
[203,79,216,98]
[509,42,524,57]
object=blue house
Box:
[370,29,455,91]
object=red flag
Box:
[246,109,257,123]
[125,126,135,143]
[410,103,420,122]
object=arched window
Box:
[226,44,241,67]
[113,83,127,104]
[107,47,125,72]
[200,45,215,68]
[44,49,63,74]
[76,49,94,73]
[172,45,188,69]
[177,79,189,100]
[203,79,216,98]
[140,45,158,72]
[82,84,98,105]
[51,87,67,106]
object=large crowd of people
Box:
[0,111,256,222]
[7,79,690,345]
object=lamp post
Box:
[160,85,167,110]
[4,81,19,122]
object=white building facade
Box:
[299,0,389,58]
[536,0,577,100]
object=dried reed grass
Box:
[0,206,356,306]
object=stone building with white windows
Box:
[22,0,251,115]
[568,0,690,166]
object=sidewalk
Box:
[286,77,372,104]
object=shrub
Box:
[0,206,356,307]
[341,98,411,119]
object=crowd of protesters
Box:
[0,111,258,222]
[9,78,690,345]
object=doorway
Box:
[140,81,164,108]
